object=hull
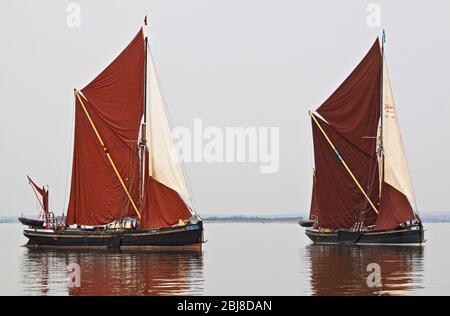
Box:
[305,225,424,245]
[24,222,204,251]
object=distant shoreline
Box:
[1,214,450,224]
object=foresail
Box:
[140,149,192,229]
[145,47,190,199]
[382,59,415,203]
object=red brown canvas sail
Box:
[311,115,379,229]
[66,29,145,226]
[140,149,192,229]
[317,39,381,156]
[375,182,416,230]
[27,176,49,212]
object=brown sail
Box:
[311,114,379,229]
[317,39,381,156]
[66,29,145,226]
[27,176,49,212]
[141,149,192,229]
[375,183,416,230]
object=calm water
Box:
[0,222,449,295]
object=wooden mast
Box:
[139,16,149,208]
[309,111,379,214]
[74,89,142,219]
[378,30,386,197]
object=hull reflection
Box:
[20,248,204,296]
[306,244,424,296]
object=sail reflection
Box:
[20,249,204,296]
[306,245,424,296]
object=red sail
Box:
[140,149,192,229]
[309,171,319,220]
[311,115,379,229]
[375,182,416,230]
[317,39,381,155]
[66,30,145,226]
[27,176,49,212]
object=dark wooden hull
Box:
[19,217,44,228]
[305,225,424,245]
[299,220,315,228]
[24,222,204,251]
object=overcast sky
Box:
[0,0,449,216]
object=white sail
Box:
[382,58,415,202]
[145,46,191,199]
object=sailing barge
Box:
[301,33,424,245]
[22,19,204,250]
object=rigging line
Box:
[146,42,198,212]
[309,111,379,215]
[74,89,141,219]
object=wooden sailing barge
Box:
[301,33,424,245]
[22,20,204,250]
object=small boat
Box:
[20,176,54,229]
[301,31,425,245]
[19,217,44,228]
[22,17,204,250]
[298,220,315,228]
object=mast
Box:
[139,34,148,207]
[378,30,386,197]
[139,16,149,209]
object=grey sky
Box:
[0,0,449,216]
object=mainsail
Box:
[66,27,192,228]
[310,38,417,231]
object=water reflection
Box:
[306,244,424,295]
[20,249,204,296]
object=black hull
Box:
[299,220,315,228]
[305,226,424,245]
[19,217,44,228]
[24,222,204,251]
